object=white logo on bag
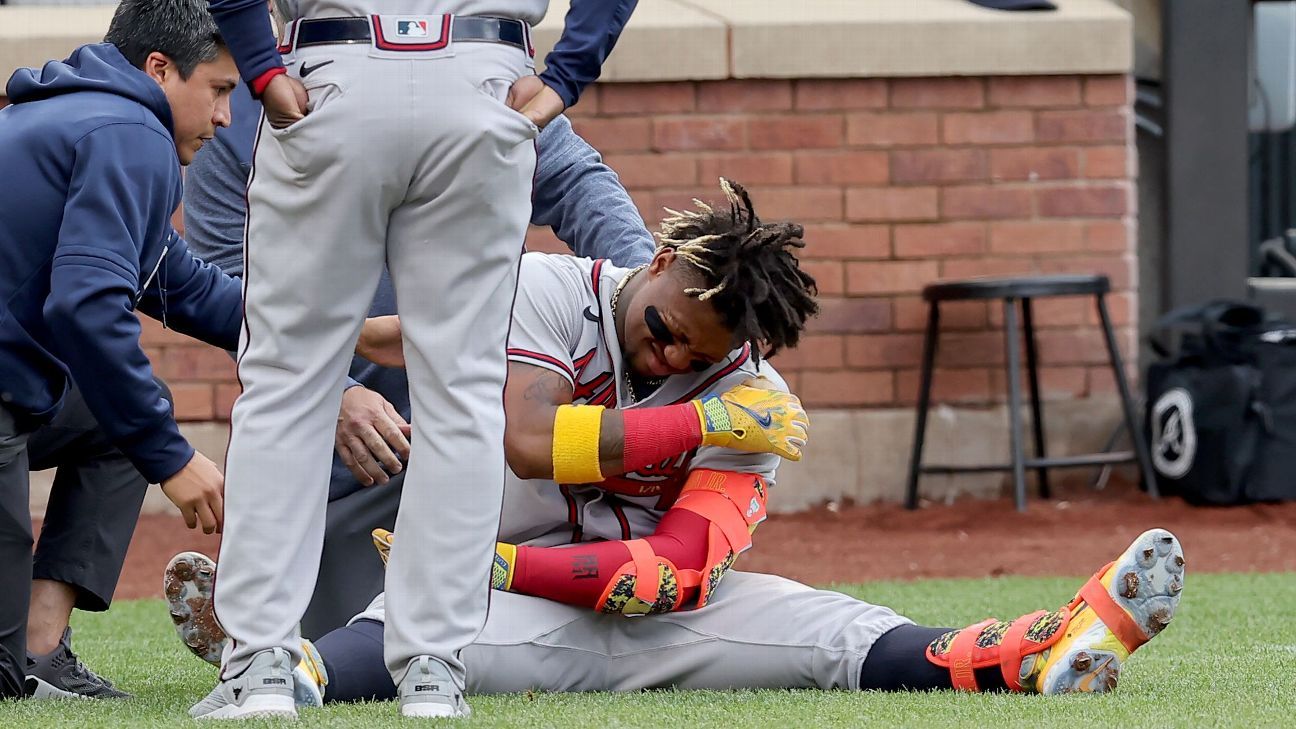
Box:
[1151,387,1196,479]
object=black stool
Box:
[903,274,1158,512]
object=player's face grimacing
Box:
[622,248,738,378]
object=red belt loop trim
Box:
[276,19,298,54]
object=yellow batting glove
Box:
[692,385,810,461]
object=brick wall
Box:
[541,75,1137,412]
[9,73,1138,420]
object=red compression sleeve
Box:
[621,402,703,474]
[509,509,711,608]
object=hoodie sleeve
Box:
[45,124,195,484]
[539,0,639,108]
[136,231,243,352]
[208,0,284,94]
[530,115,654,267]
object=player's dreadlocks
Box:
[656,178,819,362]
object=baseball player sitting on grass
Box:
[165,180,1185,703]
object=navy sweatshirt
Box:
[0,43,243,483]
[185,88,653,499]
[206,0,637,108]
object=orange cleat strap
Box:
[998,610,1047,691]
[946,619,996,691]
[1077,562,1149,653]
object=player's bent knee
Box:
[597,544,684,616]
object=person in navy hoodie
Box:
[0,0,245,700]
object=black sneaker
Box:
[25,627,131,699]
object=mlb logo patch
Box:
[375,15,448,50]
[397,19,429,37]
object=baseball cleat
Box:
[293,639,328,708]
[925,527,1184,694]
[372,528,394,567]
[165,551,328,708]
[1029,528,1185,694]
[164,551,226,667]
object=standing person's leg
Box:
[302,477,402,640]
[382,42,538,717]
[203,48,393,719]
[0,407,32,699]
[23,384,151,698]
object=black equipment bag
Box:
[1144,300,1296,504]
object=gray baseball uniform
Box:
[213,3,545,692]
[345,253,913,690]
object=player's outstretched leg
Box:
[164,553,327,709]
[925,528,1185,694]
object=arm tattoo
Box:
[523,369,573,404]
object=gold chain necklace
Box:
[608,265,661,404]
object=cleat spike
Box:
[1121,572,1140,599]
[1071,652,1092,672]
[1137,547,1156,567]
[1036,529,1184,695]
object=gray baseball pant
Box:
[214,38,538,692]
[326,571,913,698]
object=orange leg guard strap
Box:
[926,608,1070,692]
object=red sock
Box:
[510,509,711,608]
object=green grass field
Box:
[4,572,1291,727]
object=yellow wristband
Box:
[552,404,605,484]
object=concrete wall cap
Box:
[2,0,1131,84]
[682,0,1133,78]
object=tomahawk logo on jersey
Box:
[501,253,782,546]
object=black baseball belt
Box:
[286,16,530,55]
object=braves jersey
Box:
[501,253,783,547]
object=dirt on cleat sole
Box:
[1038,528,1185,694]
[163,551,228,667]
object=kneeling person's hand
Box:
[161,452,225,534]
[337,385,411,486]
